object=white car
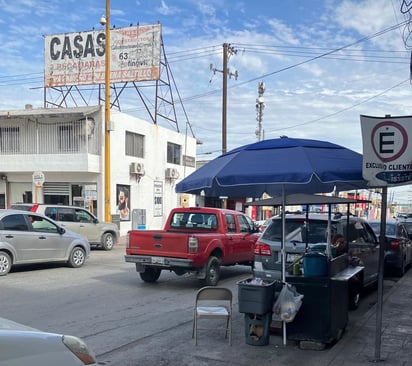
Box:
[0,317,97,365]
[11,204,120,251]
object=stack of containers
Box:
[237,278,277,346]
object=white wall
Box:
[0,107,197,235]
[109,110,196,234]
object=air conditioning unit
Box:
[135,162,145,175]
[130,162,145,175]
[165,167,179,179]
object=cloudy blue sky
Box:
[1,0,412,201]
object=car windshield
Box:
[169,212,218,230]
[402,221,412,234]
[369,222,396,236]
[262,218,335,243]
[369,222,380,235]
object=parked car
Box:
[400,218,412,240]
[0,316,97,365]
[254,213,380,309]
[10,203,119,250]
[256,217,276,232]
[0,209,90,276]
[396,212,412,219]
[368,219,412,276]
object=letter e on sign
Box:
[371,121,408,163]
[32,171,45,187]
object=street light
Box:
[102,0,111,222]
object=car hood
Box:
[0,317,39,332]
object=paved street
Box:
[1,241,411,365]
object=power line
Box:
[265,78,410,134]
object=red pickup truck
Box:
[125,207,259,286]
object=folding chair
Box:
[192,286,232,346]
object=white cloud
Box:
[157,0,180,16]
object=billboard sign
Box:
[44,24,161,87]
[360,114,412,187]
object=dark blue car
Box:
[368,219,412,276]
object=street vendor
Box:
[331,234,346,256]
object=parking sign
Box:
[360,114,412,186]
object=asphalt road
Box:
[1,243,254,364]
[1,243,398,365]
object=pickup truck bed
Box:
[125,207,259,285]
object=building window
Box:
[59,125,79,152]
[125,131,144,157]
[167,142,181,164]
[0,127,20,153]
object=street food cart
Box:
[247,193,368,348]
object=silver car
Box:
[11,204,120,250]
[0,209,90,276]
[0,316,97,365]
[254,213,380,309]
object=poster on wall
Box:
[154,181,163,217]
[116,184,130,221]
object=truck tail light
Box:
[188,237,198,254]
[30,204,39,212]
[390,239,400,250]
[254,243,272,256]
[126,233,130,249]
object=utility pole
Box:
[210,43,238,154]
[101,0,111,222]
[255,81,265,141]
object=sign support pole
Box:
[374,186,387,361]
[104,0,111,223]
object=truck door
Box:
[237,215,256,262]
[224,214,253,263]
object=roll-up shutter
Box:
[43,182,70,195]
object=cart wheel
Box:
[348,285,361,310]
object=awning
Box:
[245,193,370,206]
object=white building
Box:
[0,105,197,235]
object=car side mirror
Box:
[58,226,66,235]
[93,218,98,224]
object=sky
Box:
[1,0,412,203]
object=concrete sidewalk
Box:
[117,235,412,365]
[170,269,412,366]
[316,267,412,366]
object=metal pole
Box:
[104,0,111,222]
[374,186,387,361]
[222,43,228,154]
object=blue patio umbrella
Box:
[176,137,371,346]
[176,137,369,197]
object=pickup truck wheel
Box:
[140,267,161,283]
[101,233,115,251]
[204,256,221,286]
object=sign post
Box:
[360,114,412,361]
[32,171,45,204]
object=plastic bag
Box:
[272,284,304,323]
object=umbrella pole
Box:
[326,207,332,258]
[281,189,287,347]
